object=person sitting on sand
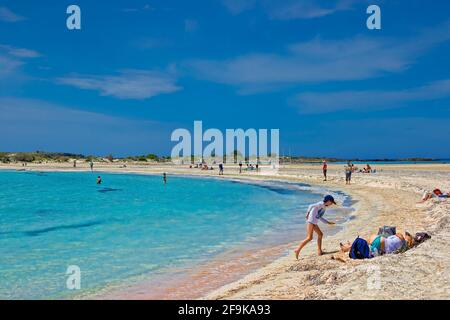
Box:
[339,232,414,256]
[362,164,372,173]
[294,195,337,259]
[421,188,450,202]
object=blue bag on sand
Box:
[349,237,371,259]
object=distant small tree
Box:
[146,154,159,161]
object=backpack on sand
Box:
[349,237,371,259]
[378,226,396,238]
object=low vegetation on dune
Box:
[0,151,171,163]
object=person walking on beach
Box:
[322,160,328,181]
[294,195,337,259]
[239,161,242,174]
[219,163,224,175]
[89,160,94,172]
[163,172,167,185]
[345,161,353,185]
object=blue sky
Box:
[1,0,449,158]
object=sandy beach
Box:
[1,161,449,299]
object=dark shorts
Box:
[346,172,352,181]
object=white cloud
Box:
[293,79,450,114]
[122,4,154,13]
[302,117,450,159]
[0,44,40,79]
[0,97,176,156]
[221,0,358,20]
[56,69,182,100]
[0,6,25,22]
[221,0,256,15]
[187,22,450,93]
[267,0,355,20]
[0,54,22,78]
[0,44,40,58]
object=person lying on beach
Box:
[420,188,450,202]
[339,232,414,256]
[294,195,337,259]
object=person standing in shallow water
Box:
[163,172,167,185]
[96,176,102,185]
[294,195,337,259]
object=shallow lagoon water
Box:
[0,171,350,299]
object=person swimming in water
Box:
[163,172,167,185]
[96,176,102,184]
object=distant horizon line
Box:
[1,151,449,162]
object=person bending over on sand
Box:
[339,232,414,256]
[294,195,337,259]
[421,188,450,202]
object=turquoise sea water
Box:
[0,171,349,299]
[329,160,450,165]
